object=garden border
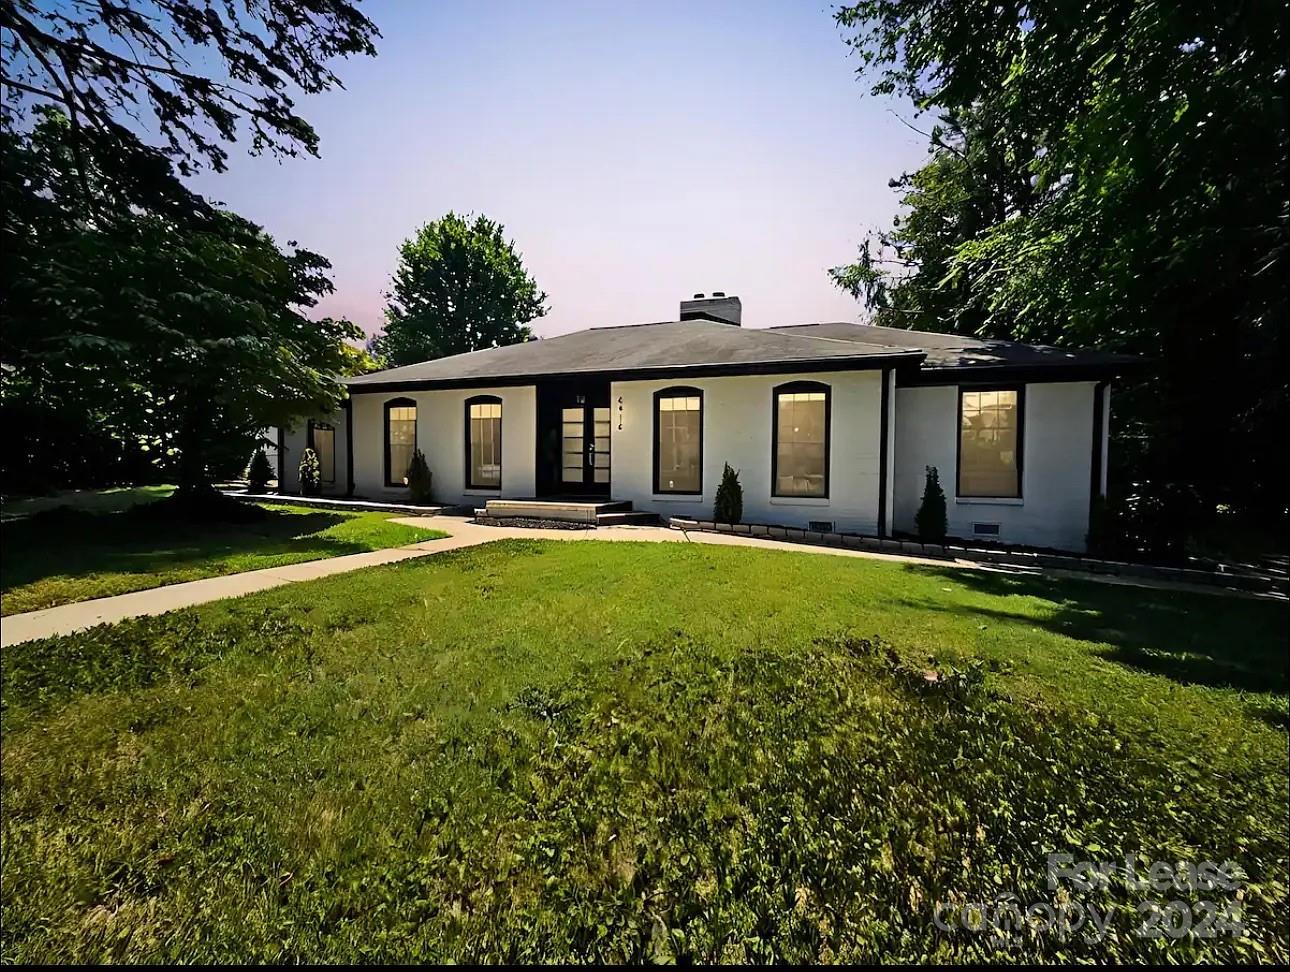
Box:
[667,517,1286,597]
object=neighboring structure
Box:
[279,294,1139,551]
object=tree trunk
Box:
[173,400,218,504]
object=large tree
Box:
[0,0,379,178]
[372,212,548,367]
[1,110,363,497]
[1,0,378,499]
[832,1,1288,528]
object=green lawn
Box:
[0,484,177,521]
[1,540,1286,962]
[0,498,446,615]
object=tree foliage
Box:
[714,463,743,525]
[406,447,433,504]
[0,0,379,177]
[914,465,948,542]
[298,447,320,496]
[832,1,1288,523]
[0,110,362,495]
[247,448,274,493]
[372,212,548,367]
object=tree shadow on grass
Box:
[896,564,1290,695]
[0,507,370,592]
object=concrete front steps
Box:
[477,498,658,527]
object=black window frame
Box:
[955,384,1025,500]
[771,380,831,499]
[306,419,336,484]
[652,386,704,496]
[464,394,504,491]
[383,397,418,487]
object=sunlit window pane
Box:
[386,403,416,485]
[468,400,502,488]
[774,388,828,496]
[959,389,1020,497]
[311,424,335,484]
[655,392,701,493]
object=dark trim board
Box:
[877,368,891,537]
[275,426,285,493]
[1088,380,1109,526]
[770,380,832,500]
[652,386,705,496]
[899,362,1142,387]
[383,396,417,487]
[534,379,612,497]
[955,384,1025,501]
[464,394,504,491]
[347,353,923,395]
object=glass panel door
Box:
[561,406,585,484]
[592,406,611,485]
[558,403,612,490]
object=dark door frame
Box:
[535,379,612,497]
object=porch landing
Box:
[478,498,657,526]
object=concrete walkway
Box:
[0,516,1271,648]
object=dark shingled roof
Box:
[346,319,921,391]
[346,318,1143,391]
[770,322,1142,376]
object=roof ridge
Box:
[586,319,686,332]
[763,322,931,355]
[782,334,921,353]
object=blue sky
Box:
[189,0,926,336]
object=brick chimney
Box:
[679,292,741,325]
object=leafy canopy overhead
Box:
[0,0,379,176]
[1,110,363,491]
[831,1,1287,517]
[372,212,548,368]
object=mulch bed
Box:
[472,516,594,531]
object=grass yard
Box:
[0,484,177,521]
[0,496,445,615]
[1,540,1286,962]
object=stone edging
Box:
[667,517,1285,597]
[231,491,443,516]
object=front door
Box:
[560,399,611,493]
[536,380,612,496]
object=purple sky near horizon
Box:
[189,0,927,338]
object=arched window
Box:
[307,420,335,484]
[384,398,417,486]
[465,395,503,489]
[771,381,830,498]
[653,387,703,494]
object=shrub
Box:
[247,448,273,493]
[298,447,320,496]
[406,447,433,504]
[713,462,743,524]
[1086,483,1195,562]
[914,465,948,541]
